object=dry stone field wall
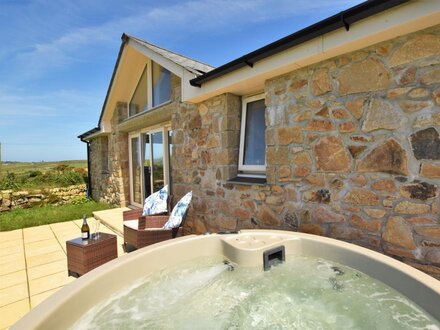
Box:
[172,25,440,278]
[0,184,86,212]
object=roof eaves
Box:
[78,127,100,141]
[190,0,409,87]
[126,34,215,75]
[97,34,130,127]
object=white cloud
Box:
[13,0,360,77]
[0,0,362,161]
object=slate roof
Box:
[126,34,215,76]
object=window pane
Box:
[129,66,148,117]
[243,99,265,166]
[151,132,164,192]
[152,62,171,107]
[168,130,173,187]
[131,137,142,204]
[143,134,151,198]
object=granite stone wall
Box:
[0,184,86,211]
[89,101,129,206]
[173,25,440,278]
[89,73,181,206]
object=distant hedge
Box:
[0,166,87,190]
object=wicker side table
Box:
[66,233,117,277]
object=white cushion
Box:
[142,185,168,216]
[163,191,192,230]
[123,219,139,230]
[123,220,161,231]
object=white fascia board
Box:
[101,120,112,133]
[83,129,110,141]
[182,70,203,101]
[100,46,126,125]
[183,0,440,103]
[321,0,440,60]
[88,120,111,138]
[127,40,186,79]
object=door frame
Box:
[128,125,171,207]
[128,134,142,207]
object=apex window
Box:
[238,94,266,176]
[152,62,171,107]
[128,61,171,118]
[129,66,148,116]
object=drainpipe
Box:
[80,138,92,199]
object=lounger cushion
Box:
[123,220,139,230]
[123,220,161,231]
[142,185,168,216]
[163,191,192,229]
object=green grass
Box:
[0,160,88,190]
[0,201,115,231]
[0,160,87,175]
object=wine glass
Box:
[94,220,101,240]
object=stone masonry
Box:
[89,102,130,206]
[0,184,86,212]
[172,25,440,279]
[89,74,181,206]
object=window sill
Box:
[151,100,172,110]
[127,100,172,120]
[227,176,267,186]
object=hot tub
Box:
[13,230,440,329]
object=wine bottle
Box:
[81,214,90,240]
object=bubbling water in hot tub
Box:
[72,255,439,330]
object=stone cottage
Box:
[79,0,440,278]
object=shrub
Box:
[53,164,70,173]
[55,170,85,186]
[0,172,19,190]
[74,167,88,182]
[28,170,42,178]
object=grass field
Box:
[0,160,117,231]
[0,160,87,175]
[0,160,88,190]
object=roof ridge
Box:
[124,33,215,70]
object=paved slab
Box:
[0,300,29,330]
[0,213,127,329]
[93,207,131,235]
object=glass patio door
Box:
[130,136,142,205]
[151,131,164,193]
[143,134,152,198]
[129,129,170,207]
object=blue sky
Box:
[0,0,363,162]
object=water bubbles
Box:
[331,266,345,276]
[328,276,345,292]
[71,255,439,330]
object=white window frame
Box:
[128,126,171,207]
[151,61,172,109]
[238,93,266,176]
[127,59,171,118]
[128,133,143,207]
